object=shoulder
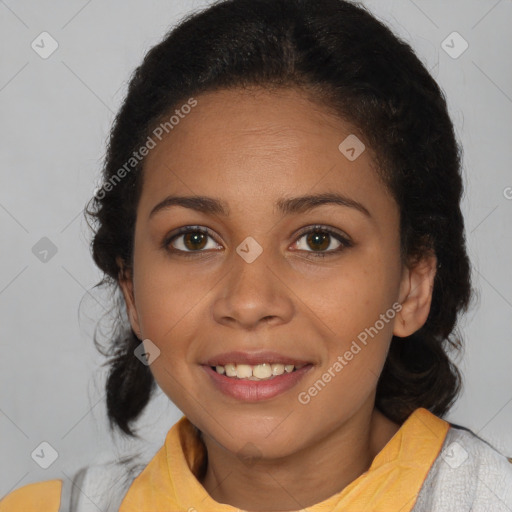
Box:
[0,456,147,512]
[413,424,512,511]
[0,479,62,511]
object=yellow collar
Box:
[120,407,449,511]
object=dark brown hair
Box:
[85,0,474,437]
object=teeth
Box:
[224,363,237,377]
[236,364,253,378]
[212,362,301,380]
[271,363,284,375]
[253,363,272,379]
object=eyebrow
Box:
[148,192,372,220]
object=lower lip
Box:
[202,364,313,402]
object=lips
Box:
[202,350,312,367]
[202,363,314,401]
[201,350,315,401]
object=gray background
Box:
[1,0,511,499]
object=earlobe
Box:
[116,256,141,338]
[393,252,437,338]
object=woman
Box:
[2,0,511,510]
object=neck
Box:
[199,405,400,512]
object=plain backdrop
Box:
[1,0,511,499]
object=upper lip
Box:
[203,350,312,367]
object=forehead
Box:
[138,87,394,220]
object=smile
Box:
[212,362,306,380]
[202,363,314,401]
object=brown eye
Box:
[181,231,208,251]
[164,226,221,255]
[305,231,331,251]
[293,226,353,258]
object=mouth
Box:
[202,350,312,380]
[208,362,307,381]
[201,350,314,400]
[202,363,313,402]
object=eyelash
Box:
[162,225,353,259]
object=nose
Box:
[212,247,295,330]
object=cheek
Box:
[130,248,216,392]
[132,247,208,339]
[301,254,399,398]
[305,263,397,343]
[296,283,395,419]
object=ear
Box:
[393,252,438,338]
[116,256,142,339]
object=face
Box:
[119,86,436,460]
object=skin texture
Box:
[118,86,437,511]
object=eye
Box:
[163,226,221,256]
[292,225,353,258]
[162,224,353,258]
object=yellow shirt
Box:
[0,407,449,511]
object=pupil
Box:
[185,232,206,250]
[307,231,329,251]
